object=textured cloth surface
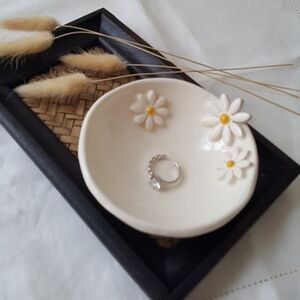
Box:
[0,1,300,299]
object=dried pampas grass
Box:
[0,16,58,31]
[60,48,126,73]
[14,73,89,98]
[0,32,54,57]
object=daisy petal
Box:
[229,122,243,137]
[201,115,219,127]
[223,152,231,161]
[218,94,230,111]
[231,147,239,160]
[237,160,250,168]
[145,116,154,130]
[222,125,232,146]
[130,103,145,113]
[208,124,223,141]
[233,167,242,178]
[133,113,147,124]
[135,94,146,105]
[232,112,251,123]
[154,96,166,108]
[206,101,220,116]
[153,115,164,126]
[217,168,227,178]
[236,150,248,161]
[156,107,169,116]
[229,98,242,115]
[225,169,233,182]
[147,90,156,105]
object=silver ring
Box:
[148,155,181,191]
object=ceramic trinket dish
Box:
[78,78,258,238]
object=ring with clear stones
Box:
[147,154,181,191]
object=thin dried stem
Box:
[55,27,299,97]
[138,44,300,98]
[127,47,300,98]
[89,68,196,83]
[54,26,300,116]
[212,73,300,92]
[93,26,297,96]
[202,70,300,97]
[88,70,299,116]
[127,63,300,92]
[127,63,294,72]
[202,72,300,116]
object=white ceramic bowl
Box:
[78,78,258,238]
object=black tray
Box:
[0,8,299,300]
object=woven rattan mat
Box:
[22,57,178,248]
[23,64,135,156]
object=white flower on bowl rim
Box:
[130,90,169,130]
[217,147,251,182]
[201,94,251,146]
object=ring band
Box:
[148,155,181,190]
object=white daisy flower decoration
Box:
[217,148,251,183]
[130,90,169,130]
[201,94,251,146]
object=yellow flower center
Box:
[219,113,230,124]
[226,160,235,168]
[146,105,155,116]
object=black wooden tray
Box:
[0,8,299,300]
